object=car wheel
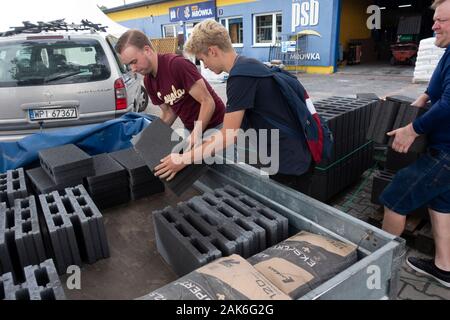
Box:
[137,85,149,112]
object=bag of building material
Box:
[138,254,290,300]
[248,231,358,299]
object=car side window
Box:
[106,36,127,74]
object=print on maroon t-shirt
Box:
[144,54,225,131]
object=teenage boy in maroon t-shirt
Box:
[115,29,225,148]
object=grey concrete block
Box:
[0,203,13,275]
[13,197,46,269]
[153,206,222,276]
[26,167,80,195]
[0,177,7,205]
[6,168,28,207]
[385,147,420,172]
[386,95,415,104]
[133,118,208,196]
[23,259,66,300]
[0,272,20,300]
[187,197,262,255]
[65,185,110,261]
[86,153,128,186]
[179,202,250,257]
[388,104,428,153]
[109,147,158,185]
[213,185,289,245]
[356,93,379,100]
[130,180,165,200]
[38,144,94,185]
[367,100,401,144]
[39,192,82,274]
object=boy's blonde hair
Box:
[184,19,233,55]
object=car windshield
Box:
[0,38,111,87]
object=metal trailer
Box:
[196,164,406,300]
[62,162,405,300]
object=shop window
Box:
[220,17,244,47]
[253,12,282,46]
[162,24,177,38]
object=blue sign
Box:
[169,1,216,23]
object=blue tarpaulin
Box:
[0,112,156,173]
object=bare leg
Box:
[382,207,406,236]
[429,209,450,271]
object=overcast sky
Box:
[96,0,143,9]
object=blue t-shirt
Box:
[226,56,312,175]
[413,47,450,152]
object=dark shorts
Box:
[379,148,450,215]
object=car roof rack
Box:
[0,19,108,37]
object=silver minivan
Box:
[0,28,147,142]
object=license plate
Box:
[28,107,78,121]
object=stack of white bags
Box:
[413,37,446,83]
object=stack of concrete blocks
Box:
[26,144,94,195]
[38,185,109,274]
[109,148,165,201]
[153,185,288,276]
[85,153,130,209]
[0,168,29,207]
[367,96,428,152]
[1,259,65,300]
[413,37,445,84]
[0,197,46,283]
[133,118,208,196]
[370,96,427,206]
[311,96,377,202]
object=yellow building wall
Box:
[339,0,372,51]
[107,0,258,22]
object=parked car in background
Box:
[0,20,148,142]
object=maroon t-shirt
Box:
[144,54,225,131]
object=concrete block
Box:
[0,203,13,275]
[371,170,395,205]
[356,93,379,100]
[0,272,20,300]
[13,197,46,268]
[214,185,289,244]
[0,173,7,205]
[6,168,28,207]
[153,206,222,276]
[109,147,158,185]
[388,104,428,153]
[385,148,420,172]
[86,153,128,186]
[179,202,251,257]
[23,259,66,300]
[26,167,80,195]
[38,144,94,185]
[65,185,110,261]
[39,192,81,274]
[133,118,208,196]
[188,196,266,253]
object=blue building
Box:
[105,0,433,74]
